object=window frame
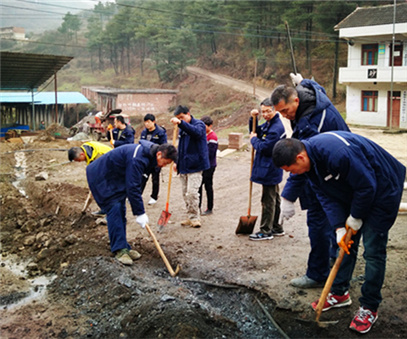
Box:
[361,90,378,112]
[361,44,378,66]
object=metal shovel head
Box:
[235,215,258,235]
[157,210,172,228]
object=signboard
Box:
[378,44,385,55]
[368,69,377,79]
[401,90,407,123]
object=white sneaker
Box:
[148,198,157,205]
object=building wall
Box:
[117,93,176,116]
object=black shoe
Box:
[249,232,273,241]
[201,209,213,216]
[272,230,285,237]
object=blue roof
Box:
[0,92,90,104]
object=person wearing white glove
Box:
[136,213,149,229]
[346,215,363,233]
[290,72,303,87]
[280,197,295,221]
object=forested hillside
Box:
[2,0,394,99]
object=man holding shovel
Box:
[271,74,350,288]
[248,98,286,241]
[170,105,209,228]
[272,132,405,334]
[86,141,177,265]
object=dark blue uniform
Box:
[108,124,135,147]
[87,141,157,253]
[303,131,405,311]
[282,79,350,282]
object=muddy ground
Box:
[0,126,406,339]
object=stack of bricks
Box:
[228,133,243,149]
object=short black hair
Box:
[270,85,297,107]
[272,138,305,168]
[260,97,272,107]
[201,115,213,126]
[158,143,178,162]
[144,113,156,122]
[174,105,189,116]
[68,147,82,162]
[115,115,125,124]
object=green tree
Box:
[58,12,81,43]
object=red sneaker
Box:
[311,291,352,311]
[349,307,378,334]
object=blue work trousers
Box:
[106,199,131,253]
[332,225,388,312]
[306,202,338,282]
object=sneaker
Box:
[92,210,106,217]
[129,249,141,260]
[349,306,378,334]
[249,232,273,241]
[181,219,192,226]
[201,209,213,216]
[190,219,201,228]
[291,275,325,288]
[148,198,157,205]
[272,230,285,237]
[311,291,352,311]
[115,249,133,266]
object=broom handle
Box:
[315,228,353,321]
[165,125,178,213]
[248,117,256,215]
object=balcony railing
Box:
[339,66,407,84]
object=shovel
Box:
[145,223,180,277]
[157,125,178,231]
[236,117,258,234]
[72,191,93,225]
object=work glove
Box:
[336,227,354,255]
[136,213,149,229]
[280,198,295,221]
[110,139,115,146]
[290,73,303,87]
[346,215,362,234]
[107,124,113,131]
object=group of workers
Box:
[67,73,405,335]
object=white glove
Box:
[336,227,346,245]
[290,73,303,86]
[280,198,295,221]
[136,213,149,228]
[336,227,354,255]
[346,215,363,232]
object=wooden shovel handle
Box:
[145,223,180,277]
[81,191,93,213]
[165,125,178,212]
[248,117,256,215]
[315,228,353,321]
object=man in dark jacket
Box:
[272,132,405,334]
[271,73,350,288]
[86,141,177,265]
[107,115,135,147]
[248,98,286,241]
[170,105,210,228]
[140,113,168,205]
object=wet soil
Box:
[0,126,406,338]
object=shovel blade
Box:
[235,215,258,235]
[157,210,171,228]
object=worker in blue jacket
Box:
[170,105,210,228]
[140,113,168,205]
[271,73,350,288]
[107,115,135,148]
[86,140,177,266]
[272,132,405,334]
[248,98,286,241]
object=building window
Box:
[362,44,378,65]
[361,91,378,112]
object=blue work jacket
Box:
[249,114,286,186]
[176,116,210,174]
[282,79,350,208]
[108,124,135,147]
[140,125,167,145]
[86,140,158,216]
[304,131,405,232]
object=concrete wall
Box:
[117,93,177,116]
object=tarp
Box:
[0,92,90,104]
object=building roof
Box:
[0,92,90,105]
[83,86,178,95]
[335,2,407,30]
[0,52,73,90]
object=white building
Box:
[335,3,407,129]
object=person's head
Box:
[260,97,276,121]
[272,138,310,175]
[156,143,178,167]
[114,115,126,129]
[201,115,213,133]
[41,120,45,124]
[68,147,86,162]
[270,85,299,121]
[174,105,191,123]
[144,113,156,131]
